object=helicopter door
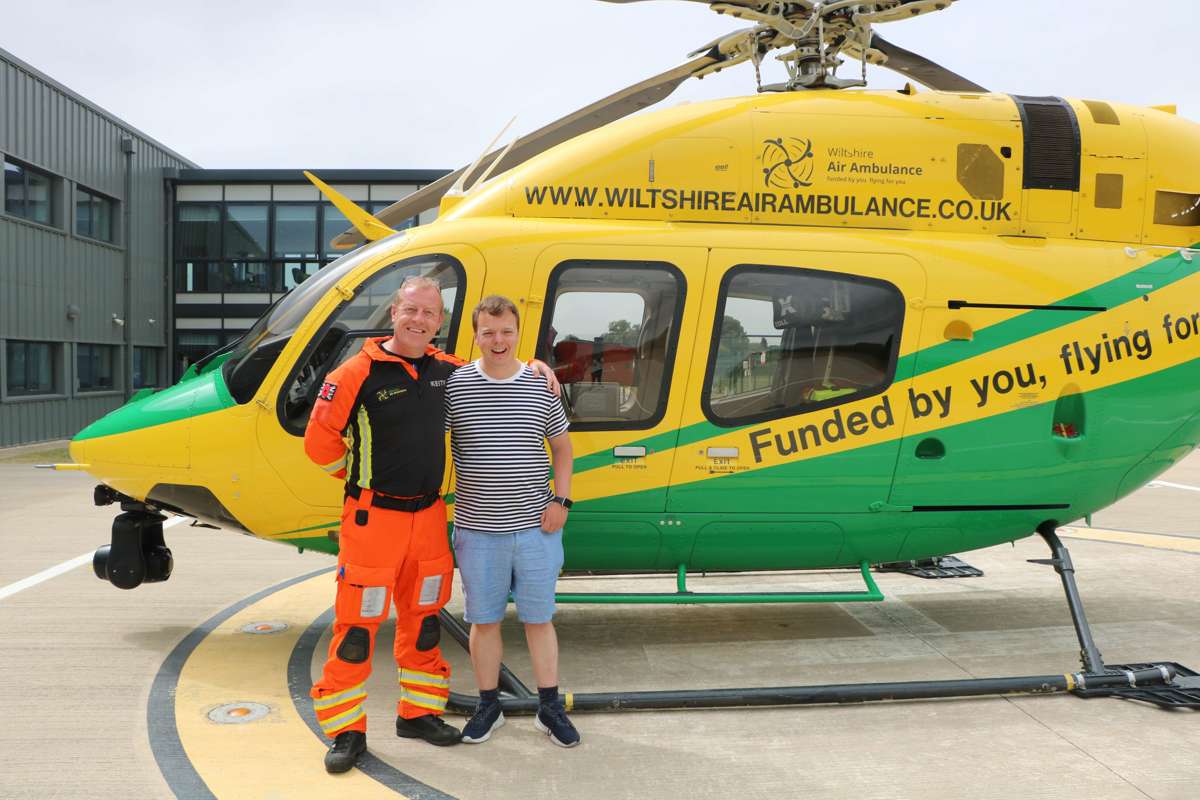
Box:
[665,249,925,567]
[522,246,703,571]
[256,248,479,513]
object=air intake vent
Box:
[1012,95,1081,191]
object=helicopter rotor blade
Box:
[598,0,777,7]
[332,53,722,249]
[868,33,987,93]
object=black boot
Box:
[324,730,366,773]
[395,713,462,746]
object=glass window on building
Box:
[133,347,161,389]
[705,266,903,425]
[177,204,221,258]
[369,202,417,230]
[225,204,269,259]
[76,186,115,242]
[176,261,224,292]
[226,261,276,292]
[321,203,350,259]
[281,261,321,291]
[77,343,117,392]
[4,159,55,226]
[535,261,684,429]
[5,341,57,396]
[175,333,221,378]
[274,204,318,259]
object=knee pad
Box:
[415,615,440,651]
[337,625,371,663]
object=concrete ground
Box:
[0,446,1197,800]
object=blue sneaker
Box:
[461,701,505,744]
[534,702,580,748]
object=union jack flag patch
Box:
[318,382,337,402]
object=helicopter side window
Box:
[276,253,466,435]
[535,260,684,431]
[703,265,903,427]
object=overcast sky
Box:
[6,1,1197,170]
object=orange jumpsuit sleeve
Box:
[304,354,370,479]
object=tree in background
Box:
[605,319,642,346]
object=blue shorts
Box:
[452,526,564,624]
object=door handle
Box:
[614,446,646,458]
[706,447,738,458]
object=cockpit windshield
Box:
[219,233,408,403]
[224,234,407,371]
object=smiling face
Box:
[474,309,520,375]
[388,283,444,357]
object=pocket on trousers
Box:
[336,562,395,623]
[409,552,454,610]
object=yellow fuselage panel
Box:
[429,91,1199,250]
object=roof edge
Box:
[0,46,200,168]
[173,168,453,183]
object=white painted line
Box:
[0,517,187,601]
[0,552,95,601]
[1148,480,1200,493]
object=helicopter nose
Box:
[69,436,88,467]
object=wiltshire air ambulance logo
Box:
[760,137,815,188]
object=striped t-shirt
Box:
[446,361,570,532]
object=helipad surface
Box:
[1,449,1197,799]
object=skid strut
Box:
[441,524,1197,714]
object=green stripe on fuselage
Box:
[577,354,1200,518]
[73,367,236,441]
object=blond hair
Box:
[392,274,442,305]
[472,295,520,331]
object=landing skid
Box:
[875,554,984,579]
[438,525,1197,714]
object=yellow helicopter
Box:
[64,0,1200,708]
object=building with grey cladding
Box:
[1,47,447,447]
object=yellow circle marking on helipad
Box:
[173,571,402,799]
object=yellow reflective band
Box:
[399,668,450,689]
[321,456,346,474]
[313,682,367,711]
[357,406,373,487]
[319,702,365,733]
[400,687,448,711]
[565,692,574,712]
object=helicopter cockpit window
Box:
[535,260,684,431]
[277,252,465,435]
[221,235,407,404]
[704,265,903,427]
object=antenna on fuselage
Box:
[446,116,517,198]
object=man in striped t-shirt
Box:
[446,295,580,748]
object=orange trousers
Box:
[310,491,455,738]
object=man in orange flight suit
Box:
[304,275,558,774]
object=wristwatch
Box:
[551,496,573,509]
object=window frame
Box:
[3,340,62,399]
[534,258,687,433]
[133,346,163,390]
[74,184,117,243]
[75,342,121,394]
[3,157,59,228]
[273,252,468,435]
[701,263,905,429]
[222,201,271,260]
